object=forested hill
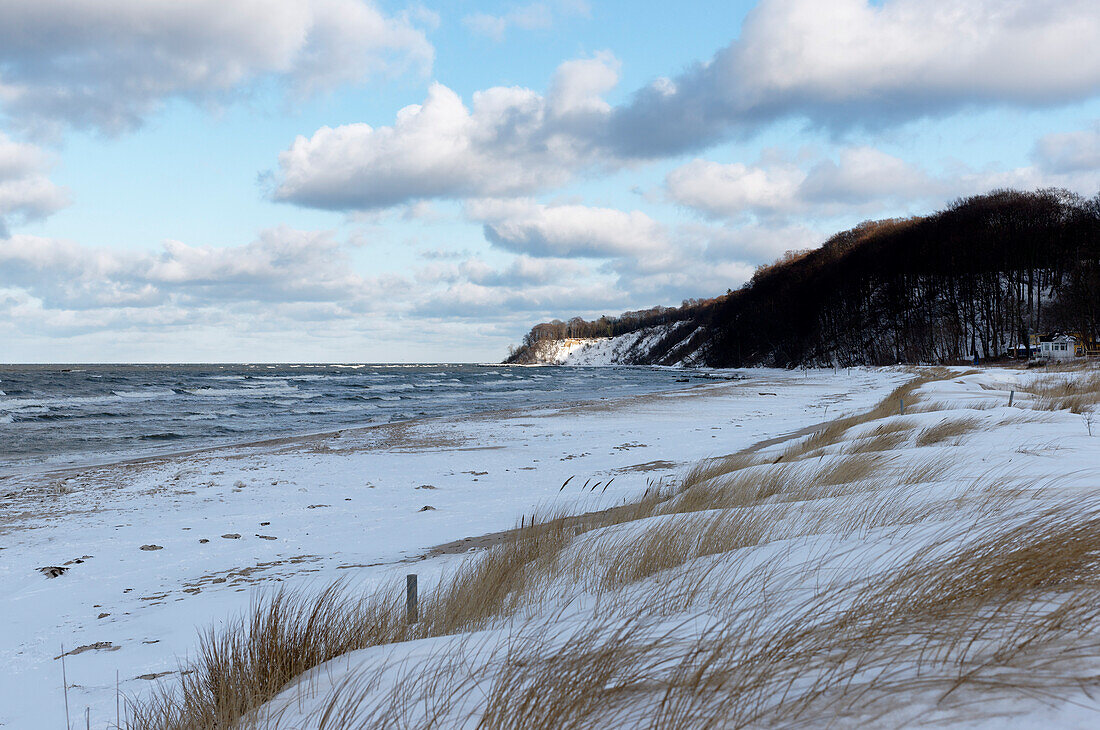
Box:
[506,189,1100,367]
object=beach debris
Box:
[38,566,67,578]
[306,504,330,509]
[136,672,173,681]
[416,484,437,490]
[260,521,270,526]
[140,544,163,551]
[255,534,277,540]
[221,533,241,539]
[55,642,117,659]
[418,505,436,512]
[758,392,777,396]
[199,539,209,544]
[97,613,109,619]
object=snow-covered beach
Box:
[0,367,907,728]
[244,364,1100,729]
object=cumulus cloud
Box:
[273,53,620,210]
[0,226,381,314]
[276,2,1100,212]
[610,0,1100,156]
[0,133,69,236]
[467,198,667,258]
[463,1,590,42]
[666,147,940,220]
[0,0,434,134]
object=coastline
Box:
[0,367,908,728]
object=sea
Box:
[0,364,699,476]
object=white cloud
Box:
[273,53,621,209]
[666,147,939,220]
[667,160,805,219]
[463,1,589,42]
[610,0,1100,156]
[277,2,1100,213]
[467,198,667,258]
[0,133,69,235]
[0,226,380,313]
[0,0,434,134]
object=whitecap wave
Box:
[183,385,300,397]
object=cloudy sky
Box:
[3,0,1100,362]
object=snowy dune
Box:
[243,366,1100,729]
[0,368,905,728]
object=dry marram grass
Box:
[129,367,1100,729]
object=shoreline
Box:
[1,378,711,484]
[0,367,909,728]
[0,364,729,482]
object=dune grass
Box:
[1023,372,1100,413]
[246,498,1100,730]
[128,366,1100,729]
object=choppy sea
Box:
[0,364,696,475]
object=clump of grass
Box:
[677,452,762,493]
[425,510,577,634]
[1022,372,1100,413]
[131,366,1030,730]
[780,367,950,461]
[129,583,408,730]
[249,501,1100,730]
[596,511,780,590]
[916,416,983,447]
[844,419,914,454]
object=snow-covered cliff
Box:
[518,323,707,367]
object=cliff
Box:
[506,189,1100,367]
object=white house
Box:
[1037,334,1077,360]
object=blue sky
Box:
[2,0,1100,362]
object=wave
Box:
[182,385,300,397]
[360,383,414,392]
[112,389,178,399]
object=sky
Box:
[2,0,1100,363]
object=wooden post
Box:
[406,574,418,624]
[1009,390,1014,407]
[899,398,905,415]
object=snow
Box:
[0,367,905,728]
[526,337,609,365]
[6,365,1099,727]
[563,327,671,366]
[251,365,1100,728]
[523,324,694,366]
